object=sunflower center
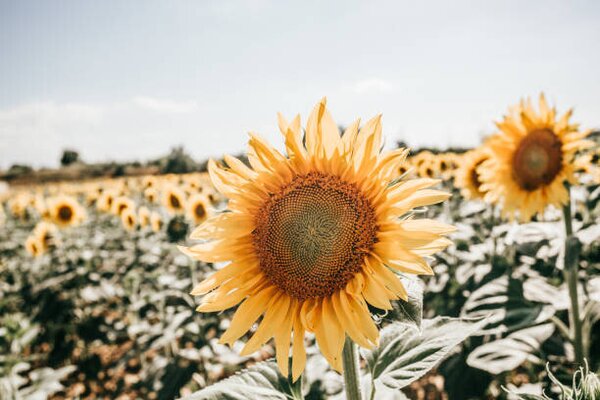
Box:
[170,195,181,209]
[253,172,377,300]
[58,205,73,222]
[195,204,206,218]
[512,129,563,191]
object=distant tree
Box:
[60,149,80,166]
[161,146,197,174]
[8,164,33,174]
[113,165,126,177]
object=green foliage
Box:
[60,149,80,166]
[167,215,189,243]
[161,147,199,174]
[361,317,487,397]
[181,361,303,400]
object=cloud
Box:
[0,97,206,168]
[132,96,199,113]
[349,78,394,94]
[0,101,105,168]
[0,102,104,127]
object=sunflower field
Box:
[1,96,599,400]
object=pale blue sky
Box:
[1,0,599,168]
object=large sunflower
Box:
[181,99,454,380]
[479,94,593,221]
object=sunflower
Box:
[8,194,29,219]
[574,153,600,183]
[181,99,454,380]
[143,176,157,189]
[455,148,490,200]
[138,206,151,228]
[150,211,163,232]
[25,235,43,257]
[417,158,436,179]
[187,194,211,225]
[33,221,59,251]
[112,196,135,217]
[97,191,116,213]
[439,152,460,180]
[479,94,593,221]
[121,208,137,231]
[49,196,85,227]
[163,186,186,214]
[144,187,159,203]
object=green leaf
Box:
[361,316,486,392]
[461,276,555,335]
[466,323,555,374]
[180,360,301,400]
[386,277,423,329]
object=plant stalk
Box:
[562,191,584,365]
[342,336,362,400]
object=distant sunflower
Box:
[150,211,163,232]
[163,186,186,214]
[121,208,137,231]
[574,153,600,183]
[25,235,43,257]
[49,196,85,227]
[187,194,211,225]
[138,206,151,228]
[112,196,135,217]
[97,191,116,213]
[144,187,159,203]
[181,99,454,380]
[143,176,157,189]
[455,148,490,200]
[33,221,59,251]
[479,94,593,221]
[417,159,436,179]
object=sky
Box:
[1,0,599,169]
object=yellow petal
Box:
[340,118,361,155]
[361,271,393,310]
[291,314,306,382]
[332,290,373,349]
[219,286,278,344]
[399,219,456,235]
[189,212,255,241]
[275,300,296,377]
[189,257,259,295]
[305,97,341,159]
[181,238,252,263]
[224,154,258,181]
[241,294,291,355]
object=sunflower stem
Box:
[562,188,584,365]
[342,336,362,400]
